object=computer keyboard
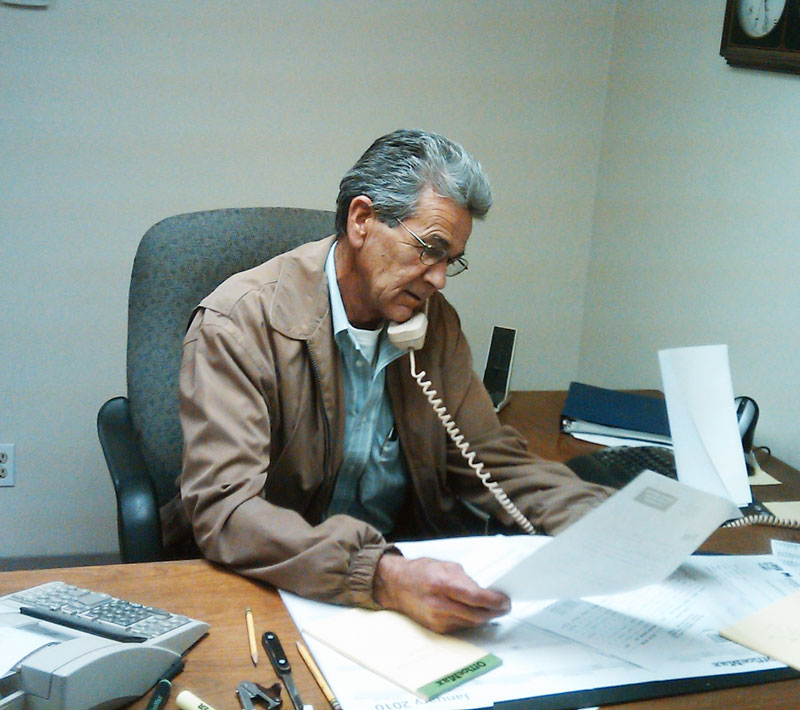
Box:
[6,581,208,651]
[566,445,677,489]
[566,445,774,518]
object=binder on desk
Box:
[560,381,671,445]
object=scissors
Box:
[236,681,282,710]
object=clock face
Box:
[736,0,788,38]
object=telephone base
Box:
[493,394,511,413]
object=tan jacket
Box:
[176,235,610,608]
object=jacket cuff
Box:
[347,543,401,609]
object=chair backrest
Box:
[127,207,336,506]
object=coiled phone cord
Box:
[723,515,800,530]
[723,449,800,529]
[408,349,536,535]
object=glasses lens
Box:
[401,220,467,277]
[445,258,468,277]
[419,246,445,266]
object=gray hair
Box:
[335,129,492,235]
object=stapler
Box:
[236,681,282,710]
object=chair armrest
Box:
[97,396,165,562]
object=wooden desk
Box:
[0,560,328,710]
[2,391,799,709]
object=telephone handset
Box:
[388,312,536,534]
[386,312,429,351]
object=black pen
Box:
[163,657,185,681]
[145,658,184,710]
[145,679,172,710]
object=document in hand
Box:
[487,470,740,600]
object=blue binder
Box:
[560,381,671,442]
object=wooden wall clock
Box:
[720,0,800,74]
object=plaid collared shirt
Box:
[323,243,408,533]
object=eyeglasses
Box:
[396,219,469,277]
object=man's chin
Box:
[387,305,420,324]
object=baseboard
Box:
[1,551,121,571]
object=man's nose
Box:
[424,261,448,290]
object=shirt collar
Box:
[325,242,404,365]
[325,241,351,338]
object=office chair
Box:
[97,207,336,562]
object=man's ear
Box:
[346,195,373,249]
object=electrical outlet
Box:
[0,444,15,487]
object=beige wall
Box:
[0,1,615,557]
[3,0,798,560]
[580,1,800,469]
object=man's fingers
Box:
[422,595,506,633]
[373,554,511,633]
[415,558,510,613]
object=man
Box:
[173,129,610,633]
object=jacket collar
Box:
[269,234,337,341]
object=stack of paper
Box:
[282,540,800,710]
[303,608,501,700]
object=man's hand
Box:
[373,553,511,634]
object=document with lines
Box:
[484,470,740,601]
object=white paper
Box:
[771,539,800,570]
[281,593,494,710]
[568,432,671,448]
[0,627,53,676]
[658,344,752,506]
[529,555,796,671]
[281,539,797,710]
[486,470,740,600]
[302,607,498,700]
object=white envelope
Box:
[658,344,751,507]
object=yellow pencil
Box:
[245,607,258,666]
[296,640,341,710]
